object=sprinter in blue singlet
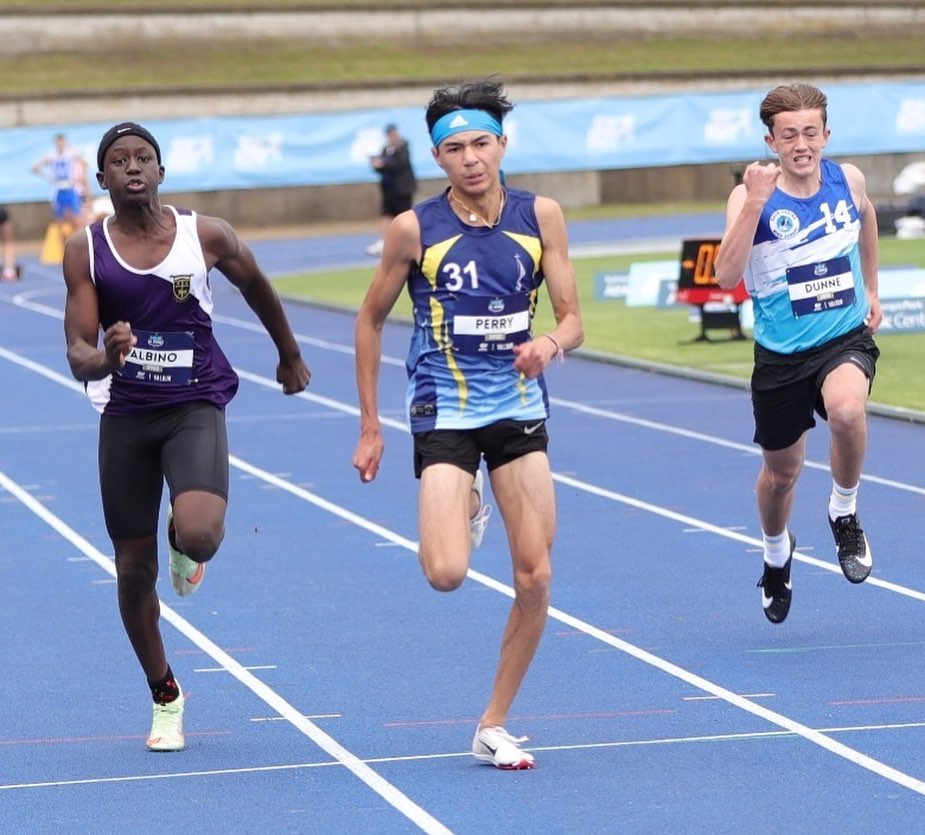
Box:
[715,83,882,625]
[353,78,584,770]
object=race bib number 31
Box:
[452,293,531,353]
[786,255,856,317]
[121,330,195,385]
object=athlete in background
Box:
[32,132,91,230]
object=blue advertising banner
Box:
[3,80,925,204]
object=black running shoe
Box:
[758,533,795,624]
[829,513,872,584]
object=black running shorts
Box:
[751,325,879,451]
[412,419,549,479]
[98,401,229,540]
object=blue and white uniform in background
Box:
[744,158,869,354]
[44,150,85,220]
[406,187,548,433]
[84,205,239,415]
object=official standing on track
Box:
[714,83,881,625]
[353,78,583,769]
[62,122,310,752]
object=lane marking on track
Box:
[231,365,925,602]
[4,315,925,801]
[213,313,925,498]
[0,466,451,835]
[224,446,925,797]
[6,720,925,792]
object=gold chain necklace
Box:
[449,188,506,228]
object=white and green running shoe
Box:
[167,504,204,597]
[147,688,185,752]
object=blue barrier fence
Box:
[4,80,925,205]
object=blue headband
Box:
[430,109,503,148]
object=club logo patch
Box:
[171,274,192,302]
[769,209,800,240]
[488,297,505,314]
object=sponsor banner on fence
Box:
[4,81,925,204]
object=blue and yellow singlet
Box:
[405,187,549,432]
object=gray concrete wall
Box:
[2,5,921,57]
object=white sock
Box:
[828,481,859,521]
[763,529,791,568]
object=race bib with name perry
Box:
[451,293,531,354]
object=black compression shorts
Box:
[98,401,229,540]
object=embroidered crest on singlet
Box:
[172,274,192,302]
[769,209,800,239]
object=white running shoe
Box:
[167,505,205,597]
[147,688,185,752]
[472,725,535,769]
[469,469,492,550]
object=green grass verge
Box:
[1,34,923,97]
[272,229,925,414]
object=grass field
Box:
[1,3,923,98]
[273,229,925,415]
[3,37,922,98]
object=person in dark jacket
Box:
[366,123,417,256]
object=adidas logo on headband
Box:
[448,114,470,128]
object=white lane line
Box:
[6,720,925,792]
[223,452,925,796]
[234,366,925,604]
[195,666,278,673]
[0,468,450,835]
[548,396,925,496]
[5,317,925,798]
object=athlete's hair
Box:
[425,77,515,133]
[759,83,828,132]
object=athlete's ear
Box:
[431,146,445,171]
[763,132,778,155]
[158,165,165,183]
[96,171,107,190]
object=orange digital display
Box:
[675,238,749,305]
